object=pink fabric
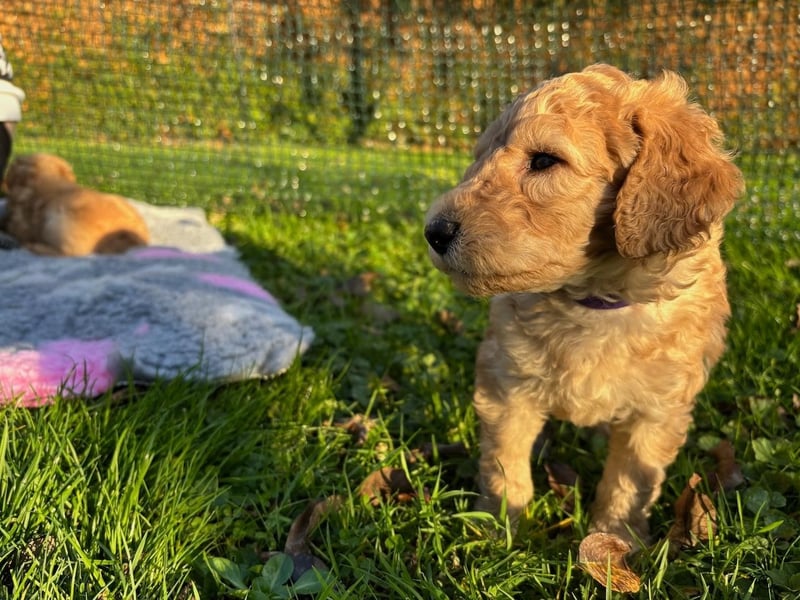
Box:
[0,339,119,407]
[197,273,278,303]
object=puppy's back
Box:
[48,189,151,256]
[3,153,150,256]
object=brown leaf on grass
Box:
[707,439,745,492]
[410,441,469,464]
[343,272,379,296]
[667,473,718,552]
[795,303,800,330]
[437,309,464,335]
[544,462,579,512]
[544,462,578,493]
[332,414,378,446]
[578,532,641,593]
[379,375,401,394]
[328,272,380,309]
[358,466,429,506]
[281,496,343,581]
[284,496,343,556]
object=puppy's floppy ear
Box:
[613,71,744,258]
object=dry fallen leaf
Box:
[343,272,379,296]
[358,466,428,506]
[281,496,343,581]
[410,441,469,464]
[544,462,579,512]
[437,309,464,334]
[578,532,641,593]
[326,272,380,309]
[284,496,342,556]
[667,473,718,552]
[379,374,401,394]
[707,439,745,492]
[332,414,378,446]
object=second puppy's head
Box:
[5,153,77,194]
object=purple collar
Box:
[576,296,630,310]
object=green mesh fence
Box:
[1,1,798,209]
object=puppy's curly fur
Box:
[2,153,149,255]
[424,64,743,543]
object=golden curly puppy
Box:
[424,64,743,543]
[2,153,149,255]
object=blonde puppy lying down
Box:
[424,64,743,544]
[2,153,149,255]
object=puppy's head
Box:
[5,153,77,193]
[423,64,743,296]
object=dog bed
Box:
[0,199,314,407]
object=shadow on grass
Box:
[227,222,483,443]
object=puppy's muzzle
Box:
[425,217,460,255]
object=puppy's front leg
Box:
[590,414,692,543]
[473,335,547,521]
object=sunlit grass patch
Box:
[2,142,798,598]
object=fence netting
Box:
[1,1,797,208]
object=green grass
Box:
[2,140,799,599]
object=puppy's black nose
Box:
[425,217,460,255]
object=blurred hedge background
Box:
[1,0,797,208]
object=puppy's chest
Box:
[497,307,668,425]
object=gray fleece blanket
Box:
[0,200,314,407]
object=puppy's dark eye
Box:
[528,152,560,171]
